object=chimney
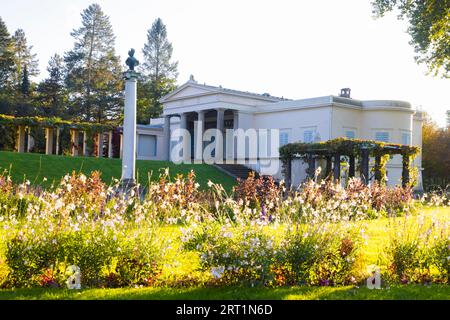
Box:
[339,88,351,98]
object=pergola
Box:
[0,115,120,158]
[279,138,420,188]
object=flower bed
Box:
[0,170,448,289]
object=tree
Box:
[421,114,450,190]
[37,54,68,117]
[138,18,178,123]
[20,66,30,95]
[372,0,450,78]
[11,29,39,89]
[0,17,14,90]
[65,3,123,123]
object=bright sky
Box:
[2,0,448,126]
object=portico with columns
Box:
[160,75,284,164]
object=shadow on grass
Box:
[0,284,448,300]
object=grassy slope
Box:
[0,151,236,191]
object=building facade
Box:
[137,76,423,189]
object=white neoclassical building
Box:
[136,76,423,189]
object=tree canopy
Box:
[372,0,450,78]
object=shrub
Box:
[276,224,363,286]
[381,215,449,284]
[182,223,276,286]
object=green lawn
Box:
[0,151,237,191]
[0,284,448,300]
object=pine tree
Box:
[12,29,39,90]
[0,17,15,90]
[37,54,68,117]
[64,3,123,123]
[138,18,178,123]
[20,65,30,95]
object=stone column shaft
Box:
[97,132,103,158]
[27,127,35,152]
[108,131,113,158]
[83,131,89,156]
[16,125,26,153]
[55,128,60,155]
[121,73,137,184]
[215,109,225,161]
[194,111,205,163]
[163,116,171,161]
[45,127,54,155]
[179,113,190,162]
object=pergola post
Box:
[108,131,113,158]
[70,129,79,156]
[16,125,26,153]
[284,158,292,189]
[55,127,60,155]
[27,127,34,152]
[402,154,411,188]
[374,155,382,183]
[349,155,355,178]
[45,127,54,155]
[325,156,332,179]
[360,148,369,185]
[307,154,316,179]
[97,132,103,158]
[333,153,341,181]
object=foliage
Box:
[421,115,450,190]
[0,17,15,88]
[372,0,450,78]
[381,215,449,284]
[0,169,448,289]
[277,224,363,286]
[138,18,178,123]
[279,137,420,160]
[36,54,68,118]
[64,3,123,123]
[233,172,282,214]
[11,29,39,89]
[182,223,276,286]
[0,114,116,132]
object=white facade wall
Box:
[154,80,423,189]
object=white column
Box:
[215,108,225,162]
[179,113,190,162]
[27,127,34,152]
[55,127,60,155]
[45,127,54,155]
[83,131,89,156]
[121,71,138,184]
[163,116,171,161]
[194,111,205,163]
[108,130,113,158]
[96,132,103,158]
[16,126,26,153]
[70,129,79,156]
[119,133,123,159]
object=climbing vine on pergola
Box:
[279,138,420,188]
[0,115,118,157]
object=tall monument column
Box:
[121,49,140,187]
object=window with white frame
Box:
[303,130,314,143]
[279,131,289,147]
[375,131,389,142]
[401,132,411,145]
[345,130,355,139]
